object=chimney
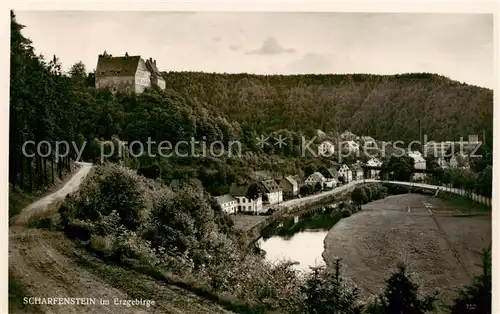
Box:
[154,59,156,65]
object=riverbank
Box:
[244,182,357,243]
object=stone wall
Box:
[135,59,152,94]
[96,76,135,93]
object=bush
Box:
[340,209,351,218]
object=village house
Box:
[318,141,335,157]
[367,157,383,179]
[214,194,238,214]
[423,134,482,158]
[305,172,326,187]
[337,164,353,183]
[260,179,283,204]
[229,183,263,213]
[408,150,426,180]
[351,163,364,181]
[95,51,166,94]
[323,168,339,188]
[279,176,299,198]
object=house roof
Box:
[96,55,142,77]
[170,178,203,190]
[307,172,325,182]
[291,175,302,184]
[261,179,282,193]
[215,194,237,205]
[325,168,338,178]
[350,164,363,171]
[283,176,298,187]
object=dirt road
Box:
[9,162,232,314]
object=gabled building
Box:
[305,172,326,187]
[367,157,383,178]
[336,164,352,183]
[229,183,263,213]
[260,179,283,204]
[95,51,166,94]
[214,194,238,214]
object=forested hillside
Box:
[163,71,493,147]
[9,10,493,200]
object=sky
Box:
[15,11,494,89]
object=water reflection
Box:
[257,206,344,272]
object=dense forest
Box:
[163,71,493,147]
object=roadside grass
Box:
[46,230,267,314]
[25,199,63,230]
[9,163,81,220]
[436,192,489,213]
[8,271,42,314]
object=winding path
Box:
[9,162,232,314]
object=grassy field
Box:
[322,193,491,312]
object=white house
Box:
[367,157,383,178]
[408,151,426,180]
[214,194,238,214]
[261,179,283,204]
[229,183,264,213]
[305,172,326,187]
[318,141,335,157]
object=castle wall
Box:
[96,76,135,93]
[135,59,151,94]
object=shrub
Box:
[340,209,351,218]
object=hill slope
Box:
[162,72,493,147]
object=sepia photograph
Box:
[8,5,494,314]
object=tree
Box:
[338,176,345,184]
[314,181,323,192]
[384,156,415,182]
[448,247,491,314]
[351,186,368,208]
[246,182,264,200]
[69,61,87,89]
[300,184,314,196]
[366,262,438,314]
[302,260,363,314]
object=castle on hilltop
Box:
[95,51,166,94]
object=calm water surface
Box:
[257,206,343,272]
[257,230,328,272]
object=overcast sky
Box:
[15,11,494,88]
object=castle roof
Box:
[145,58,162,76]
[96,55,142,77]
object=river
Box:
[256,205,343,273]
